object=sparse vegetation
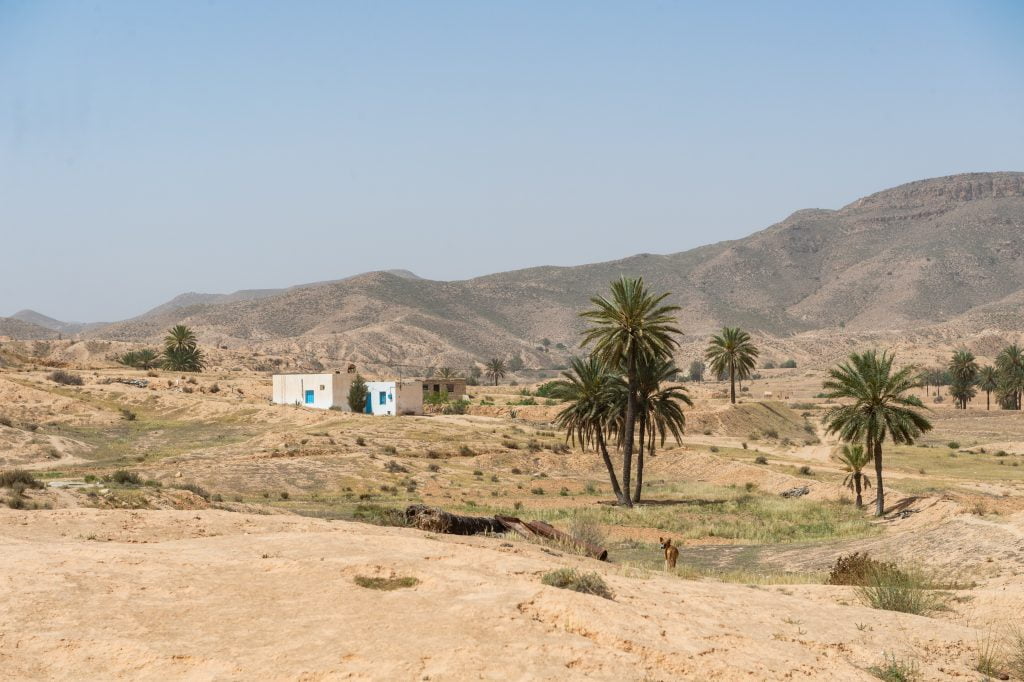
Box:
[48,369,84,386]
[354,575,419,591]
[541,568,613,599]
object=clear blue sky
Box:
[2,1,1022,321]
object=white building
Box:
[271,369,422,415]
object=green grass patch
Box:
[354,575,419,591]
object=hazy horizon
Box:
[3,1,1023,321]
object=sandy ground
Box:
[0,508,994,681]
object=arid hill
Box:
[16,172,1024,366]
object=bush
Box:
[108,470,142,486]
[827,553,901,586]
[530,487,545,495]
[754,455,768,465]
[355,436,366,446]
[352,504,408,527]
[458,445,475,457]
[384,461,409,474]
[541,569,613,600]
[780,359,797,369]
[427,463,441,472]
[856,565,943,615]
[764,428,779,439]
[382,445,397,455]
[0,470,43,489]
[511,467,522,475]
[208,383,220,393]
[798,465,812,476]
[48,370,83,386]
[280,491,289,500]
[947,441,960,450]
[120,409,137,421]
[175,482,210,500]
[535,381,560,398]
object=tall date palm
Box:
[580,277,681,508]
[822,350,932,516]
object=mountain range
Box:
[4,172,1023,367]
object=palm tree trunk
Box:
[595,430,625,503]
[633,416,646,503]
[729,366,736,404]
[854,474,863,508]
[872,437,884,517]
[621,359,637,508]
[986,390,991,410]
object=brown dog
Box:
[660,537,679,570]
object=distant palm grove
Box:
[118,324,206,372]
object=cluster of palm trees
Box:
[940,345,1024,410]
[118,325,206,372]
[551,277,691,507]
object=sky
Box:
[1,1,1023,322]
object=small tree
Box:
[688,359,705,383]
[705,327,759,404]
[347,374,369,412]
[837,444,872,508]
[978,365,998,411]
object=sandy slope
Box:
[0,509,988,681]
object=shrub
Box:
[559,487,569,496]
[354,575,419,590]
[510,468,522,475]
[535,382,560,398]
[709,446,719,453]
[780,359,797,369]
[527,439,542,452]
[120,409,137,421]
[827,553,902,586]
[503,440,519,450]
[355,436,366,446]
[798,465,812,476]
[0,470,43,489]
[764,429,779,439]
[175,482,210,500]
[458,445,475,457]
[353,504,407,527]
[541,569,613,600]
[947,441,960,450]
[382,445,397,455]
[530,487,545,495]
[427,463,441,472]
[384,461,409,474]
[472,469,483,477]
[868,653,920,682]
[48,370,83,386]
[208,383,220,393]
[6,496,26,509]
[856,565,943,615]
[754,455,768,465]
[280,491,289,500]
[108,470,142,486]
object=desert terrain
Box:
[3,333,1024,681]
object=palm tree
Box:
[161,324,204,372]
[631,358,691,503]
[704,327,759,404]
[164,325,197,353]
[978,365,998,411]
[484,358,507,386]
[836,443,872,509]
[997,345,1024,410]
[436,367,459,379]
[551,356,627,504]
[580,277,681,508]
[948,349,979,409]
[822,350,932,516]
[949,380,977,410]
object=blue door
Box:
[364,392,373,414]
[304,390,314,405]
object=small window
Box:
[446,384,454,393]
[379,391,387,405]
[319,385,325,390]
[433,384,440,392]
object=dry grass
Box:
[541,568,613,600]
[354,575,419,591]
